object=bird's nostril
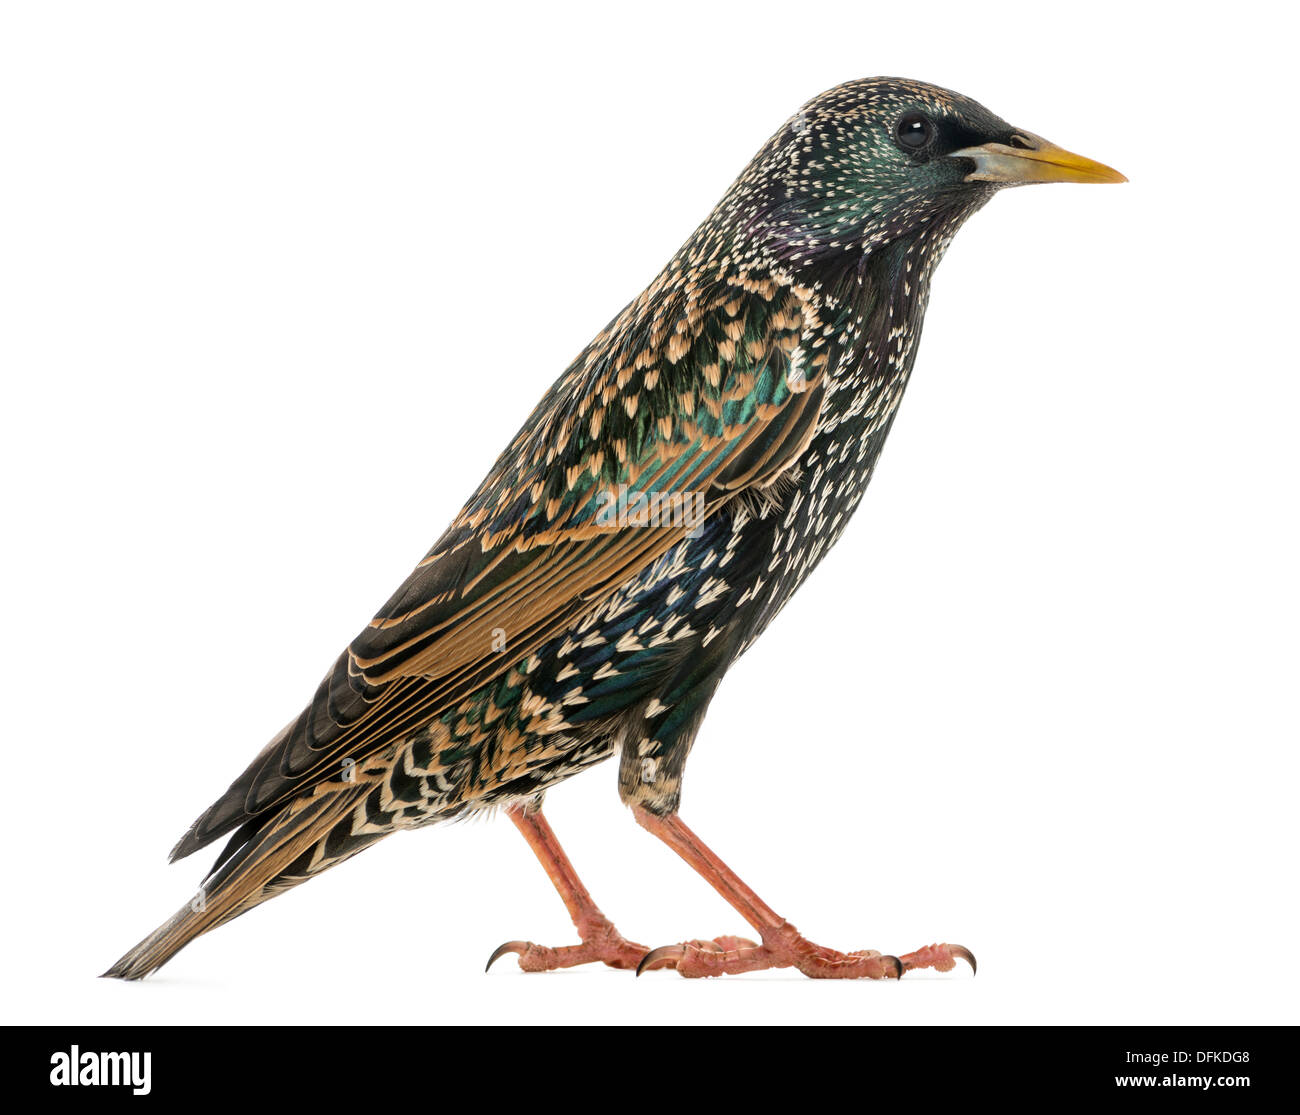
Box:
[1008,134,1033,150]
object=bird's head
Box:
[731,77,1125,268]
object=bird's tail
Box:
[102,779,385,980]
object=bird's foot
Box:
[636,921,975,980]
[486,912,649,973]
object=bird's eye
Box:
[896,112,935,152]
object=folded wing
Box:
[172,267,830,861]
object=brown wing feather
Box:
[171,268,826,861]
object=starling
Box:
[105,77,1123,981]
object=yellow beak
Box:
[950,131,1127,185]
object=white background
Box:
[2,0,1296,1027]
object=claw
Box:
[950,944,977,976]
[883,955,903,979]
[635,944,684,976]
[898,941,978,976]
[485,940,530,972]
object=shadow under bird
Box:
[106,77,1124,981]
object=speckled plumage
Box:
[106,77,1123,980]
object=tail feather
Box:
[103,782,380,980]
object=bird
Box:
[104,77,1123,981]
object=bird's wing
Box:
[173,270,829,859]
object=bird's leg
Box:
[632,807,975,980]
[486,803,650,972]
